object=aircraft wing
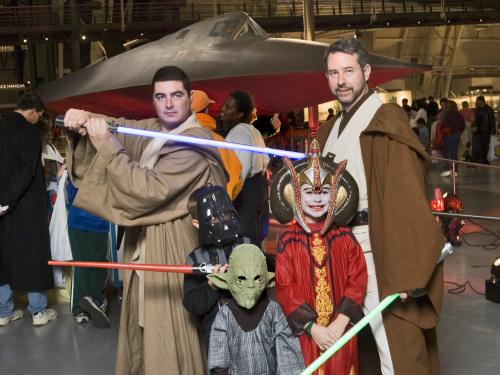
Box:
[37,12,429,118]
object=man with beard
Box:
[62,66,226,375]
[316,38,444,375]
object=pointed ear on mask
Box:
[207,272,230,290]
[266,272,276,288]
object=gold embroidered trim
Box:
[314,267,333,326]
[311,233,333,326]
[311,233,327,267]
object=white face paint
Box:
[300,184,331,223]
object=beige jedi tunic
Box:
[66,114,227,375]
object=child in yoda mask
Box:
[207,244,305,375]
[270,140,367,375]
[183,184,249,353]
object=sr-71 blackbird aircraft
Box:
[38,12,429,118]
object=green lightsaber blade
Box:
[300,293,399,375]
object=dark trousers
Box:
[442,132,461,166]
[471,133,491,164]
[234,173,268,245]
[69,227,108,314]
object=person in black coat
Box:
[0,94,57,326]
[472,96,496,164]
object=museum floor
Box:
[1,163,499,375]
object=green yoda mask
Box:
[207,244,275,309]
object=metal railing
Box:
[0,1,499,28]
[431,156,500,195]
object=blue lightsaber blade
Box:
[54,115,306,159]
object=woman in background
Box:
[220,91,269,245]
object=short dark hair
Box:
[152,66,190,93]
[229,91,255,123]
[402,98,408,104]
[428,96,434,101]
[446,100,458,112]
[16,93,45,112]
[476,95,485,103]
[323,37,370,69]
[439,97,448,104]
[416,98,426,109]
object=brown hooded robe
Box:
[317,103,444,375]
[66,116,227,375]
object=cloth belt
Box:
[349,209,369,227]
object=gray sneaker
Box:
[32,308,57,326]
[80,296,110,329]
[0,310,24,326]
[73,312,90,324]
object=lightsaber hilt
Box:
[54,115,119,132]
[437,242,454,264]
[48,260,214,274]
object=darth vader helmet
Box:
[192,184,244,246]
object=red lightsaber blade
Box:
[48,260,213,274]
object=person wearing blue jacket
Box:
[67,178,111,328]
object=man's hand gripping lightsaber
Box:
[54,115,305,159]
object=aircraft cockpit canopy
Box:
[208,15,267,40]
[209,19,240,38]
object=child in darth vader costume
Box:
[271,140,368,375]
[207,244,305,375]
[182,184,250,353]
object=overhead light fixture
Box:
[486,257,500,303]
[22,37,27,43]
[44,36,49,41]
[140,32,144,37]
[417,21,421,25]
[81,34,86,40]
[386,22,390,26]
[480,19,483,22]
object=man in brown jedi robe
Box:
[62,66,227,375]
[316,38,445,375]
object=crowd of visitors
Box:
[400,93,498,176]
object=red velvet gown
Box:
[276,222,367,375]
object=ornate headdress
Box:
[270,140,358,234]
